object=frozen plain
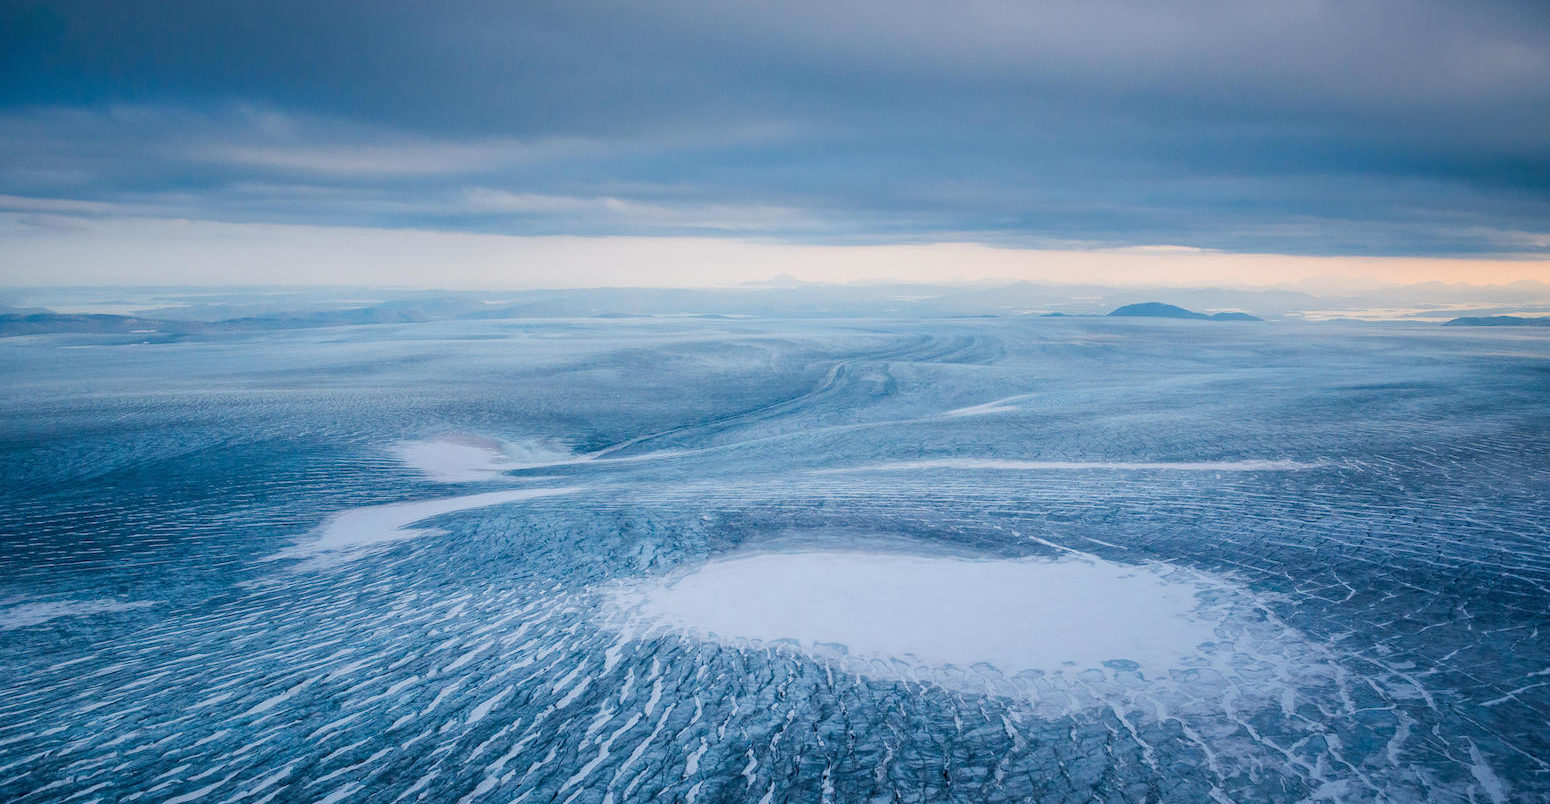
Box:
[1,316,1547,802]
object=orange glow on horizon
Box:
[1,216,1547,289]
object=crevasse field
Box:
[1,317,1547,803]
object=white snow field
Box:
[390,435,576,483]
[619,550,1223,675]
[1,315,1547,803]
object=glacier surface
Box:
[1,316,1547,802]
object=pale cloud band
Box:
[4,214,1544,289]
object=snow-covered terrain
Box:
[1,316,1546,802]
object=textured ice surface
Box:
[817,458,1319,473]
[1,317,1546,803]
[0,599,154,630]
[390,435,574,482]
[616,550,1226,675]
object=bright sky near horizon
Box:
[2,1,1548,287]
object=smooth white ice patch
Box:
[817,458,1318,473]
[308,489,579,551]
[269,487,580,567]
[614,551,1223,675]
[942,401,1018,417]
[942,395,1033,417]
[391,435,574,483]
[0,599,155,630]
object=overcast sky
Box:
[2,1,1548,287]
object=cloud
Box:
[0,193,131,214]
[1,1,1548,274]
[457,189,819,231]
[190,141,558,178]
[3,214,1546,289]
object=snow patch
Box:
[942,394,1032,417]
[270,487,581,567]
[391,435,574,483]
[611,550,1227,676]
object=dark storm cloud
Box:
[2,0,1548,255]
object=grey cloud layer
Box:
[2,0,1548,256]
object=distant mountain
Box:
[1442,316,1550,327]
[1108,302,1260,321]
[0,313,201,337]
[0,299,510,337]
[1109,302,1208,319]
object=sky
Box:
[1,0,1548,288]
